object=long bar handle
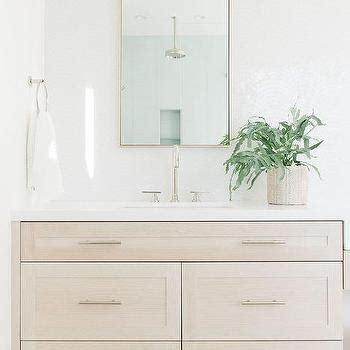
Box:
[241,300,286,306]
[79,299,122,305]
[242,240,286,245]
[78,240,122,245]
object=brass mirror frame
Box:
[118,0,232,148]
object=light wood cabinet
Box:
[22,342,181,350]
[183,342,343,350]
[183,262,343,341]
[21,263,181,341]
[13,220,344,350]
[21,221,342,261]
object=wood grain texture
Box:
[21,221,343,261]
[11,222,20,350]
[22,342,181,350]
[183,262,343,341]
[184,342,343,350]
[21,263,181,341]
[17,221,344,346]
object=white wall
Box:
[0,0,45,348]
[45,0,232,202]
[45,0,350,205]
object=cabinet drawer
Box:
[183,262,342,341]
[22,343,181,350]
[183,342,342,350]
[21,264,181,340]
[21,221,342,261]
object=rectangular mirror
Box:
[120,0,230,146]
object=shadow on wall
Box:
[344,292,350,347]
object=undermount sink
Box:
[122,202,235,209]
[45,200,235,210]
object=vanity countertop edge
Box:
[11,204,349,249]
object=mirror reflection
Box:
[121,0,230,146]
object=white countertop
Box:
[12,201,350,249]
[11,200,347,221]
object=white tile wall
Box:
[45,0,350,206]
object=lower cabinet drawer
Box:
[21,264,181,340]
[183,342,343,350]
[183,262,343,341]
[22,343,181,350]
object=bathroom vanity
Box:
[12,207,346,350]
[9,0,350,348]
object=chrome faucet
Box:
[171,145,180,202]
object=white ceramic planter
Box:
[267,165,308,205]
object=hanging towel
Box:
[27,109,64,205]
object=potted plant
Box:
[223,107,325,205]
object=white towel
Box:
[27,110,64,205]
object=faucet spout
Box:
[171,145,180,202]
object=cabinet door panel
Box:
[183,342,342,350]
[22,342,181,350]
[183,263,342,340]
[22,264,181,340]
[21,221,342,261]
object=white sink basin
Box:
[122,202,234,209]
[45,200,234,210]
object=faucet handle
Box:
[190,191,208,203]
[142,191,161,203]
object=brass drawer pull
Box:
[79,299,122,305]
[242,240,286,245]
[241,300,286,306]
[78,240,122,245]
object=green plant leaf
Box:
[224,107,324,193]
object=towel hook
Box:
[28,76,48,113]
[28,76,45,86]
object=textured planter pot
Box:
[267,165,308,205]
